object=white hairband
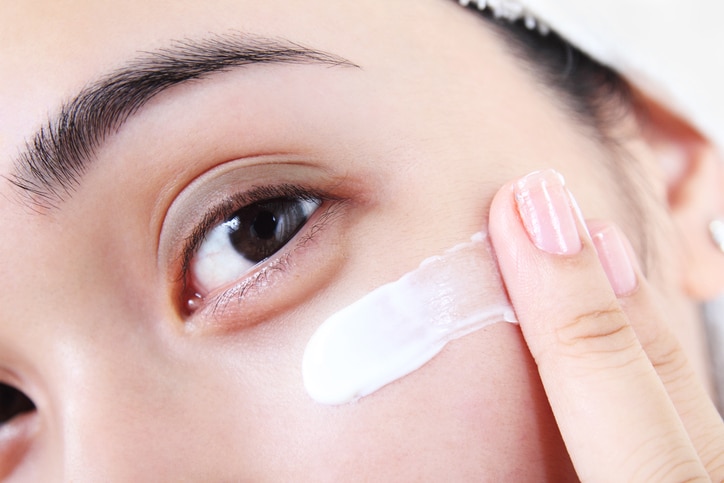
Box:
[459,0,724,152]
[458,0,549,34]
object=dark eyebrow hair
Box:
[7,34,356,210]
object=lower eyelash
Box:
[209,252,293,317]
[294,199,346,249]
[191,200,344,319]
[179,184,334,287]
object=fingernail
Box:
[514,170,582,255]
[590,224,638,296]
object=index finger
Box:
[489,170,708,482]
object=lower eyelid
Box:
[190,197,323,296]
[181,201,348,333]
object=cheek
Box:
[218,323,576,480]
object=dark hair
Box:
[473,8,635,139]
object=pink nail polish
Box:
[591,225,638,296]
[514,170,582,255]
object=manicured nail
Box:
[591,224,638,296]
[514,170,582,255]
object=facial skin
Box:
[0,0,719,480]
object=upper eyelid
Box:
[157,159,369,306]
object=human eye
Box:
[0,383,35,425]
[159,161,357,330]
[0,382,36,476]
[183,187,322,313]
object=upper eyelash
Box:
[205,200,345,318]
[178,183,336,298]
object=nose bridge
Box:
[0,197,185,477]
[43,297,182,481]
[53,319,226,482]
[0,249,169,479]
[50,338,130,481]
[53,332,163,481]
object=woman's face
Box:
[0,0,691,480]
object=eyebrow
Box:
[7,34,357,210]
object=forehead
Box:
[0,1,473,170]
[1,0,531,215]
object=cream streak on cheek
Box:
[302,233,517,405]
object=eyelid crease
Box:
[158,160,368,324]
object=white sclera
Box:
[302,233,517,405]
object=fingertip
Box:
[488,169,590,274]
[588,221,640,297]
[487,175,537,278]
[515,170,584,255]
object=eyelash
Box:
[178,183,340,316]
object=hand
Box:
[489,170,724,482]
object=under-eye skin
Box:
[180,184,335,316]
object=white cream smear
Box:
[302,233,517,405]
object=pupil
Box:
[251,210,278,240]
